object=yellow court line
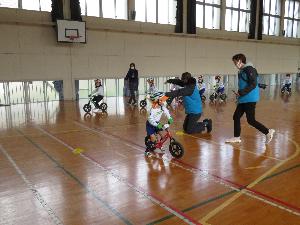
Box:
[175,131,283,161]
[199,136,300,224]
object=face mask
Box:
[130,66,134,69]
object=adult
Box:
[165,72,212,134]
[225,53,275,144]
[125,62,139,105]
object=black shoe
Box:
[203,119,212,133]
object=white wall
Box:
[0,8,299,99]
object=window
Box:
[0,0,18,9]
[0,0,51,12]
[135,0,177,25]
[81,0,127,19]
[225,0,251,32]
[263,0,281,36]
[196,0,221,29]
[284,0,300,38]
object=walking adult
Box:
[125,63,139,105]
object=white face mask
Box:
[130,66,134,69]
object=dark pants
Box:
[92,95,103,108]
[128,89,136,104]
[183,113,205,134]
[233,102,268,137]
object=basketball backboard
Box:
[56,20,86,43]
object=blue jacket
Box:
[165,77,202,114]
[238,64,259,103]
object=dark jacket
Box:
[125,69,139,90]
[165,77,202,114]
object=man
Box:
[165,72,212,134]
[226,53,275,144]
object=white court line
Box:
[0,144,63,225]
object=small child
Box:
[197,75,206,96]
[282,74,292,92]
[214,75,225,94]
[89,79,104,110]
[146,77,158,94]
[145,92,173,156]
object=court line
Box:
[199,137,300,224]
[0,144,63,225]
[16,129,133,225]
[147,162,300,224]
[175,130,283,161]
[74,121,300,217]
[34,126,202,225]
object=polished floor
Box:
[0,85,300,225]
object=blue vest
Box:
[238,71,259,103]
[183,86,202,114]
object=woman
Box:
[125,63,139,105]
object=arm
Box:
[162,106,171,119]
[165,84,195,98]
[238,67,257,96]
[124,70,130,80]
[166,79,184,87]
[90,88,97,95]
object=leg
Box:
[129,89,136,104]
[183,115,189,132]
[185,113,205,134]
[244,103,269,135]
[233,104,245,137]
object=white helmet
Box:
[147,77,154,82]
[150,92,164,102]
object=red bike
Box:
[145,124,184,158]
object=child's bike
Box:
[145,124,184,159]
[281,85,291,96]
[209,90,227,102]
[83,96,107,113]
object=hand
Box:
[157,123,163,130]
[88,94,91,97]
[168,117,173,124]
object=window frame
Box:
[225,0,251,32]
[283,0,300,38]
[196,0,221,29]
[262,0,281,36]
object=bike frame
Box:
[154,129,172,149]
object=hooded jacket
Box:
[238,63,259,103]
[165,77,202,114]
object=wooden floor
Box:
[1,85,300,225]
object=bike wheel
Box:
[100,103,108,111]
[220,93,227,101]
[140,99,147,107]
[83,103,92,113]
[201,95,206,102]
[209,94,215,102]
[169,141,184,159]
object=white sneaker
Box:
[265,129,275,144]
[225,137,241,143]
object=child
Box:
[214,75,225,94]
[145,92,173,156]
[197,75,206,96]
[146,77,158,94]
[89,79,104,110]
[281,74,292,92]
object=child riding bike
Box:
[145,92,173,156]
[89,79,104,111]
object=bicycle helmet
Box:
[150,92,164,102]
[147,77,154,83]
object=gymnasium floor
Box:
[0,84,300,225]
